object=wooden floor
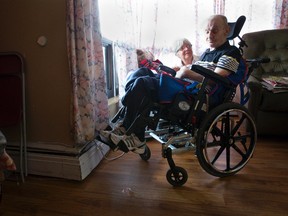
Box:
[1,135,288,216]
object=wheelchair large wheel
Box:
[196,102,257,177]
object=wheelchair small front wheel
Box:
[166,166,188,187]
[196,102,257,178]
[139,145,151,161]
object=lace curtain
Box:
[99,0,288,99]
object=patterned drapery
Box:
[275,0,288,28]
[66,0,109,144]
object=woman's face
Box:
[177,42,193,65]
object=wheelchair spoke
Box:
[234,133,251,152]
[231,143,246,158]
[223,115,231,135]
[211,145,226,164]
[226,144,231,170]
[206,140,222,148]
[211,125,225,139]
[231,114,246,136]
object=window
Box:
[98,0,275,57]
[98,0,277,98]
[102,38,119,99]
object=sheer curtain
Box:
[99,0,287,99]
[99,0,284,56]
[99,0,216,58]
[66,0,109,144]
[98,0,215,98]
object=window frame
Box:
[102,38,118,99]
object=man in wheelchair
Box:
[100,14,243,155]
[99,14,269,187]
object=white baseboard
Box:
[7,140,110,181]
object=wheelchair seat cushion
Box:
[158,73,200,103]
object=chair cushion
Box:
[242,29,288,79]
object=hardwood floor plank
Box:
[0,136,287,216]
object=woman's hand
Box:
[175,66,191,78]
[172,66,181,72]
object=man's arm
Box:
[214,67,231,77]
[175,66,204,82]
[175,65,231,82]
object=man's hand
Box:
[175,66,204,82]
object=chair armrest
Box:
[247,75,263,92]
[247,75,263,120]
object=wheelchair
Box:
[100,16,270,187]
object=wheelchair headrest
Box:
[227,15,246,40]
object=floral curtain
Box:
[66,0,109,144]
[274,0,288,28]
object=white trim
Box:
[7,141,110,181]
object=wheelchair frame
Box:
[102,16,270,187]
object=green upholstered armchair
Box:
[242,29,288,136]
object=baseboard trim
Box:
[7,140,110,181]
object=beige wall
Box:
[0,0,74,147]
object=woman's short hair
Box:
[173,38,192,54]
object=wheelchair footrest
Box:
[167,144,196,154]
[149,132,166,144]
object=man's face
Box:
[205,18,229,49]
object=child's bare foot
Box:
[0,150,16,171]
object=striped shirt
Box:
[194,41,242,106]
[195,41,241,73]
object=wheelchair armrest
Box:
[246,57,270,64]
[158,65,176,77]
[246,75,263,119]
[246,57,270,72]
[191,64,231,87]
